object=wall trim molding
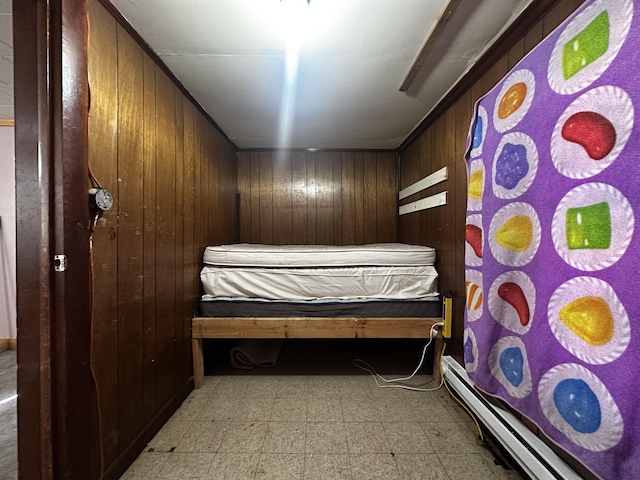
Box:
[0,338,17,351]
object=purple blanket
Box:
[464,1,640,478]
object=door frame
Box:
[14,0,98,478]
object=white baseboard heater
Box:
[441,355,582,480]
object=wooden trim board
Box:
[398,166,448,200]
[399,191,447,215]
[0,339,17,351]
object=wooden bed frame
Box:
[191,296,452,388]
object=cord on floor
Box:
[353,322,445,392]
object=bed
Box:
[191,242,451,388]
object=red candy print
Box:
[561,111,616,160]
[498,282,530,326]
[465,224,483,259]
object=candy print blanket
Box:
[463,1,640,478]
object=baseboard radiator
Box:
[441,355,581,480]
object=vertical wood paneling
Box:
[291,152,308,244]
[259,152,273,243]
[89,2,239,472]
[155,71,177,408]
[363,152,378,244]
[304,152,318,245]
[272,151,292,244]
[174,90,186,389]
[353,152,364,245]
[198,117,209,247]
[115,23,145,452]
[207,134,219,244]
[418,130,434,249]
[341,152,355,245]
[398,141,420,244]
[230,145,239,242]
[237,150,397,245]
[191,107,203,326]
[87,0,119,465]
[332,153,343,245]
[182,100,196,381]
[454,91,473,349]
[306,152,317,244]
[376,153,396,242]
[230,144,239,242]
[507,37,525,69]
[315,152,334,244]
[141,53,157,424]
[524,20,544,55]
[438,111,456,304]
[543,0,583,35]
[237,152,251,242]
[249,152,260,243]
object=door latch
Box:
[54,255,67,272]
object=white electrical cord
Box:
[353,322,445,392]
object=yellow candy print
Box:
[559,296,614,346]
[496,215,532,252]
[468,170,483,200]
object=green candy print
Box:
[562,11,610,80]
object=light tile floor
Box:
[0,350,18,480]
[122,375,523,480]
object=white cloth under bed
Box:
[200,265,438,301]
[202,243,436,267]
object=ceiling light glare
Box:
[279,0,311,49]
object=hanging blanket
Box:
[464,1,640,478]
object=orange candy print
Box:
[498,82,527,119]
[466,282,483,311]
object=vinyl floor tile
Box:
[206,453,260,480]
[121,374,523,480]
[255,453,304,480]
[349,453,400,480]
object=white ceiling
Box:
[0,0,535,146]
[111,0,534,149]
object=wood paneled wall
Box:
[87,0,237,475]
[237,150,397,245]
[398,0,586,358]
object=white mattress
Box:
[202,243,436,267]
[200,265,438,301]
